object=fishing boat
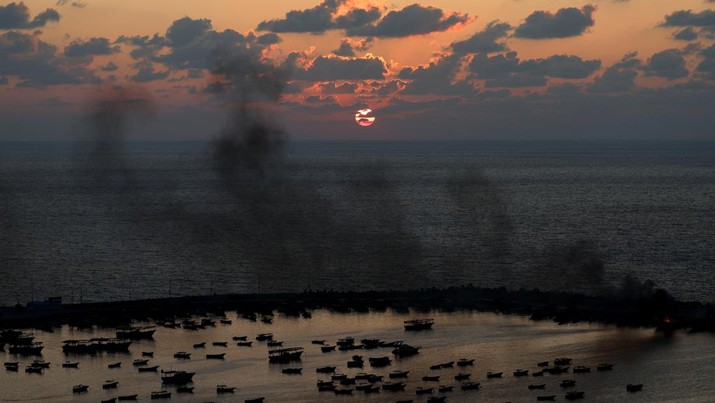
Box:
[422,375,440,382]
[25,366,42,374]
[233,336,248,341]
[389,370,409,378]
[150,390,171,399]
[438,385,454,392]
[217,385,236,393]
[193,342,206,348]
[392,343,420,357]
[316,366,336,373]
[132,358,149,366]
[173,351,191,359]
[206,352,226,359]
[529,384,546,389]
[455,372,470,381]
[237,341,253,347]
[8,342,43,355]
[565,391,585,400]
[108,361,122,368]
[138,365,159,372]
[404,318,434,331]
[256,333,273,341]
[461,381,481,390]
[514,369,529,376]
[161,370,194,384]
[369,356,391,367]
[116,326,155,340]
[117,395,138,401]
[457,358,475,367]
[597,363,614,371]
[416,386,434,395]
[102,380,119,389]
[268,347,303,363]
[321,345,336,352]
[72,384,89,393]
[212,341,228,347]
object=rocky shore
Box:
[1,285,713,333]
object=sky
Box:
[1,0,715,141]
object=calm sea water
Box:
[0,140,713,305]
[1,310,713,402]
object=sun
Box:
[355,108,376,127]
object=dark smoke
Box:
[444,169,514,282]
[534,238,606,293]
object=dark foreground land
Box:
[1,286,713,333]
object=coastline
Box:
[2,285,713,333]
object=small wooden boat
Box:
[72,384,89,393]
[232,335,248,341]
[237,341,253,347]
[627,384,643,392]
[514,369,530,376]
[268,347,303,363]
[565,391,585,400]
[282,367,302,374]
[193,342,206,348]
[416,386,433,395]
[340,377,356,385]
[311,339,325,345]
[554,357,572,366]
[454,372,470,381]
[212,341,228,347]
[597,363,613,371]
[132,358,149,366]
[267,340,283,347]
[4,362,19,371]
[220,318,232,325]
[316,366,336,373]
[457,358,475,367]
[363,385,380,393]
[422,375,440,382]
[461,381,481,390]
[404,318,434,331]
[256,333,273,341]
[321,345,336,352]
[206,352,226,359]
[103,380,119,389]
[25,366,43,374]
[537,395,557,401]
[108,362,122,368]
[138,365,159,372]
[381,381,406,391]
[532,369,545,377]
[331,373,348,380]
[537,361,550,367]
[101,398,117,403]
[217,384,236,393]
[529,384,546,389]
[150,390,171,399]
[438,385,454,392]
[560,379,576,388]
[177,386,194,393]
[369,356,391,367]
[174,351,191,359]
[245,398,265,403]
[573,366,590,373]
[355,383,372,391]
[31,360,50,368]
[389,370,409,378]
[117,395,138,401]
[141,351,154,357]
[62,361,79,368]
[487,371,503,378]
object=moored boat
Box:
[72,384,89,393]
[62,361,79,368]
[161,370,194,384]
[457,358,475,366]
[565,391,585,400]
[150,390,171,399]
[206,352,226,359]
[268,347,303,363]
[116,326,155,340]
[173,351,191,359]
[117,395,138,401]
[102,380,119,389]
[487,371,503,378]
[461,381,481,390]
[404,318,434,331]
[217,384,236,393]
[138,365,159,372]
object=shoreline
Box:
[1,286,713,333]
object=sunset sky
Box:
[1,0,714,140]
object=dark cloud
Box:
[451,20,512,54]
[56,0,87,7]
[469,51,600,87]
[514,5,596,39]
[319,81,357,94]
[304,94,337,104]
[101,61,118,72]
[256,0,338,33]
[166,17,212,47]
[291,55,387,81]
[399,53,474,95]
[587,52,641,93]
[0,30,98,86]
[0,2,60,30]
[662,9,715,30]
[696,44,715,79]
[347,4,471,37]
[642,49,689,80]
[334,6,382,30]
[363,79,406,97]
[130,62,170,82]
[332,37,372,57]
[64,37,118,57]
[673,27,698,41]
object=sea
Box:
[0,140,714,305]
[1,310,715,402]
